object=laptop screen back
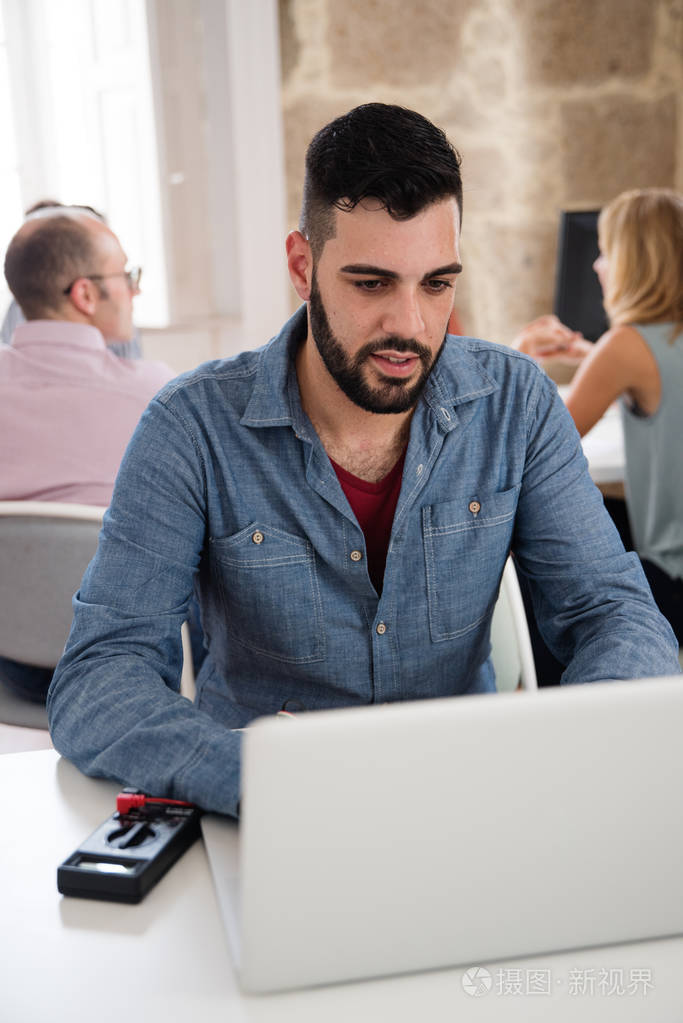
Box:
[207,678,683,993]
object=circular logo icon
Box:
[461,966,492,997]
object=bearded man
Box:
[48,104,680,815]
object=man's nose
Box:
[380,287,425,338]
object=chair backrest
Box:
[0,501,196,724]
[490,557,537,691]
[0,501,105,668]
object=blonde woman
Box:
[516,188,683,641]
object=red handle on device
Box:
[116,792,195,815]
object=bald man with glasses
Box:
[1,201,142,357]
[0,208,174,703]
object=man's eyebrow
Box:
[340,264,399,278]
[339,262,463,278]
[425,262,463,278]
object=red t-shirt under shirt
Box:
[330,452,406,594]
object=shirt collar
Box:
[11,320,108,352]
[422,337,499,432]
[241,307,308,429]
[241,307,498,435]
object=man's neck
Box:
[41,308,94,327]
[316,416,410,483]
[295,335,413,483]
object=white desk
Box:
[4,750,683,1022]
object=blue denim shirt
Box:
[47,308,680,815]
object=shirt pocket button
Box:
[252,530,264,544]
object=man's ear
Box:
[67,277,99,317]
[286,231,313,301]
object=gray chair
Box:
[490,557,538,691]
[0,500,197,731]
[0,501,105,728]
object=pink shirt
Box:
[0,321,174,505]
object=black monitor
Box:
[553,210,609,342]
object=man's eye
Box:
[424,279,453,293]
[353,280,386,291]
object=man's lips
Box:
[369,351,421,377]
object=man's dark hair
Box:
[4,215,97,319]
[300,103,463,259]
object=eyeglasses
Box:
[63,266,142,295]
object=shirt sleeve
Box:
[47,396,243,816]
[512,372,680,683]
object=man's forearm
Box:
[48,642,243,815]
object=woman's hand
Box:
[513,315,592,364]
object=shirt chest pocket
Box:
[210,524,325,664]
[422,486,519,641]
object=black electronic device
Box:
[57,790,203,904]
[553,209,609,342]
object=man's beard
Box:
[308,273,445,415]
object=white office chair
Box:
[0,501,105,729]
[490,557,537,691]
[0,500,196,730]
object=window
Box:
[1,0,167,325]
[0,0,288,357]
[0,2,23,317]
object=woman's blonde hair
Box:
[598,187,683,341]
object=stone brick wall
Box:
[279,0,683,343]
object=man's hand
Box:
[513,315,593,364]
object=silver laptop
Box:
[201,675,683,993]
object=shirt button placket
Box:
[372,617,396,704]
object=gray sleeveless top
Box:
[621,322,683,580]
